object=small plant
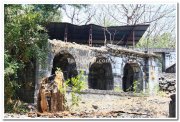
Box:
[153,84,167,97]
[114,86,122,92]
[133,80,138,93]
[157,91,167,97]
[65,70,86,107]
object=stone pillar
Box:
[169,94,176,117]
[144,57,149,90]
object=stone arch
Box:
[52,51,78,81]
[122,63,143,92]
[88,56,114,90]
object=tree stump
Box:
[37,71,66,113]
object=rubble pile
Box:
[159,73,176,93]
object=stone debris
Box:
[159,73,176,93]
[92,105,98,109]
[49,39,107,54]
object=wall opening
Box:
[88,57,114,90]
[122,63,143,92]
[52,52,78,82]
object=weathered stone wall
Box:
[34,40,159,104]
[159,73,176,93]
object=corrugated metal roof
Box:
[46,22,149,46]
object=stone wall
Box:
[159,73,176,93]
[34,40,159,104]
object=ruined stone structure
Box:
[159,73,176,93]
[140,48,176,73]
[34,40,159,103]
[34,22,159,103]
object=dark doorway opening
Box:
[52,52,78,82]
[88,57,114,90]
[122,63,143,92]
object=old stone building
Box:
[32,22,160,103]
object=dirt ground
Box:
[4,92,172,119]
[67,93,171,118]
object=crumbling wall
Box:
[34,40,159,104]
[159,73,176,93]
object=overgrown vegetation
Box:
[4,4,88,113]
[4,5,50,112]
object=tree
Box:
[4,4,89,112]
[136,32,175,48]
[62,4,175,47]
[4,4,63,112]
[33,4,62,22]
[102,4,176,48]
[62,4,96,25]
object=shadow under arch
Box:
[88,57,114,90]
[52,51,78,82]
[122,63,143,92]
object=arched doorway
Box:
[122,63,143,92]
[52,52,78,82]
[88,57,114,90]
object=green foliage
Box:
[4,51,21,112]
[33,4,62,22]
[114,86,123,92]
[65,70,86,107]
[153,84,167,97]
[12,100,29,114]
[126,80,141,93]
[5,100,30,113]
[54,68,86,108]
[4,4,58,112]
[133,80,138,93]
[5,5,49,64]
[136,33,175,48]
[4,4,89,113]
